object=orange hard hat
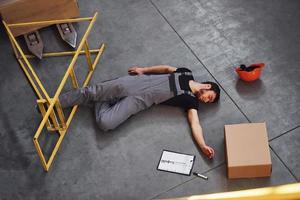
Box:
[236,63,265,82]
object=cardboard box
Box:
[224,122,272,179]
[0,0,80,36]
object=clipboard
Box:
[157,150,195,176]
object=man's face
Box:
[197,89,216,103]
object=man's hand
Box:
[128,66,144,75]
[200,145,215,159]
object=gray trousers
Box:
[59,74,174,131]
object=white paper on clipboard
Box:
[157,150,195,176]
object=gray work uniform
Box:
[59,72,194,131]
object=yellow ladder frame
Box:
[2,12,105,171]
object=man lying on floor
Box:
[59,65,220,159]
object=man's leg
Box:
[59,79,125,108]
[59,75,153,108]
[95,95,152,131]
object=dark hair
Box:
[201,81,220,103]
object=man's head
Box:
[196,81,220,103]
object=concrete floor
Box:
[0,0,300,199]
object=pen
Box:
[193,172,208,180]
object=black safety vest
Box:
[168,71,195,98]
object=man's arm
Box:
[128,65,177,75]
[187,109,215,159]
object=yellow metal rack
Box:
[3,12,105,171]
